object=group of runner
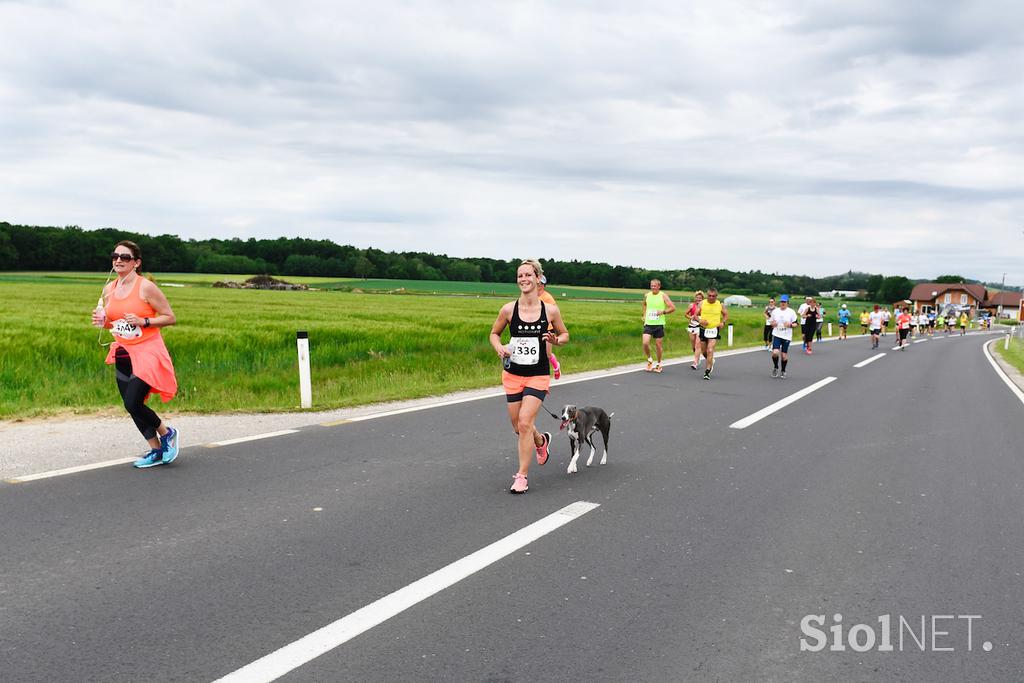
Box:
[643,283,728,380]
[858,305,971,349]
[92,248,977,496]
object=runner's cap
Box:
[779,294,789,302]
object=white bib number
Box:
[509,336,540,365]
[112,318,142,340]
[703,327,718,339]
[646,309,662,322]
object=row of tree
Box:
[0,221,998,300]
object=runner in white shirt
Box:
[881,308,891,336]
[868,305,884,349]
[769,295,799,378]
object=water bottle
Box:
[93,296,106,328]
[503,342,514,370]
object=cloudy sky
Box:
[2,0,1022,283]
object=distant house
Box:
[909,282,1022,319]
[980,290,1023,319]
[818,290,862,298]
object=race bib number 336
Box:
[509,336,540,365]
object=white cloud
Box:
[1,0,1022,282]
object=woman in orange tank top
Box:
[91,240,181,468]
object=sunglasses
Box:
[111,252,136,261]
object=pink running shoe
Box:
[550,353,560,380]
[535,431,551,466]
[510,473,528,494]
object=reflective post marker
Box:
[297,331,312,408]
[727,324,734,346]
[828,322,833,337]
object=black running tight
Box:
[115,347,161,440]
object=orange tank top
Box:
[104,275,158,345]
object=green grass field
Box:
[995,331,1024,376]
[0,272,847,418]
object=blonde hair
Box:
[693,290,705,300]
[519,259,544,278]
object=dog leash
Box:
[540,396,562,421]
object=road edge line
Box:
[982,339,1024,406]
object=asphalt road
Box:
[2,330,1022,682]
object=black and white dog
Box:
[559,404,614,474]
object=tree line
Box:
[0,221,994,300]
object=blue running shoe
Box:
[160,426,179,464]
[134,448,164,468]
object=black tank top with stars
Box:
[507,300,550,377]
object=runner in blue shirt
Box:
[837,303,851,340]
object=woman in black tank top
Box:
[489,260,569,494]
[506,300,551,377]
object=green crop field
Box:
[995,331,1024,376]
[0,272,836,419]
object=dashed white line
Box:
[729,376,838,429]
[211,500,600,683]
[207,430,300,447]
[913,339,928,344]
[853,353,886,368]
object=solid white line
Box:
[913,339,927,344]
[729,376,838,429]
[982,339,1024,406]
[211,500,600,683]
[207,430,299,447]
[853,353,886,368]
[6,457,137,483]
[347,393,503,421]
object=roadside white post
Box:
[297,330,312,409]
[828,322,833,337]
[727,324,734,346]
[1006,328,1012,351]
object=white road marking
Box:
[346,393,503,422]
[913,339,927,344]
[207,430,299,447]
[982,339,1024,406]
[729,376,838,429]
[211,500,600,683]
[853,353,886,368]
[6,458,137,483]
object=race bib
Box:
[509,336,540,365]
[111,318,143,340]
[703,327,718,339]
[646,309,662,322]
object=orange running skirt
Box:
[104,334,178,403]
